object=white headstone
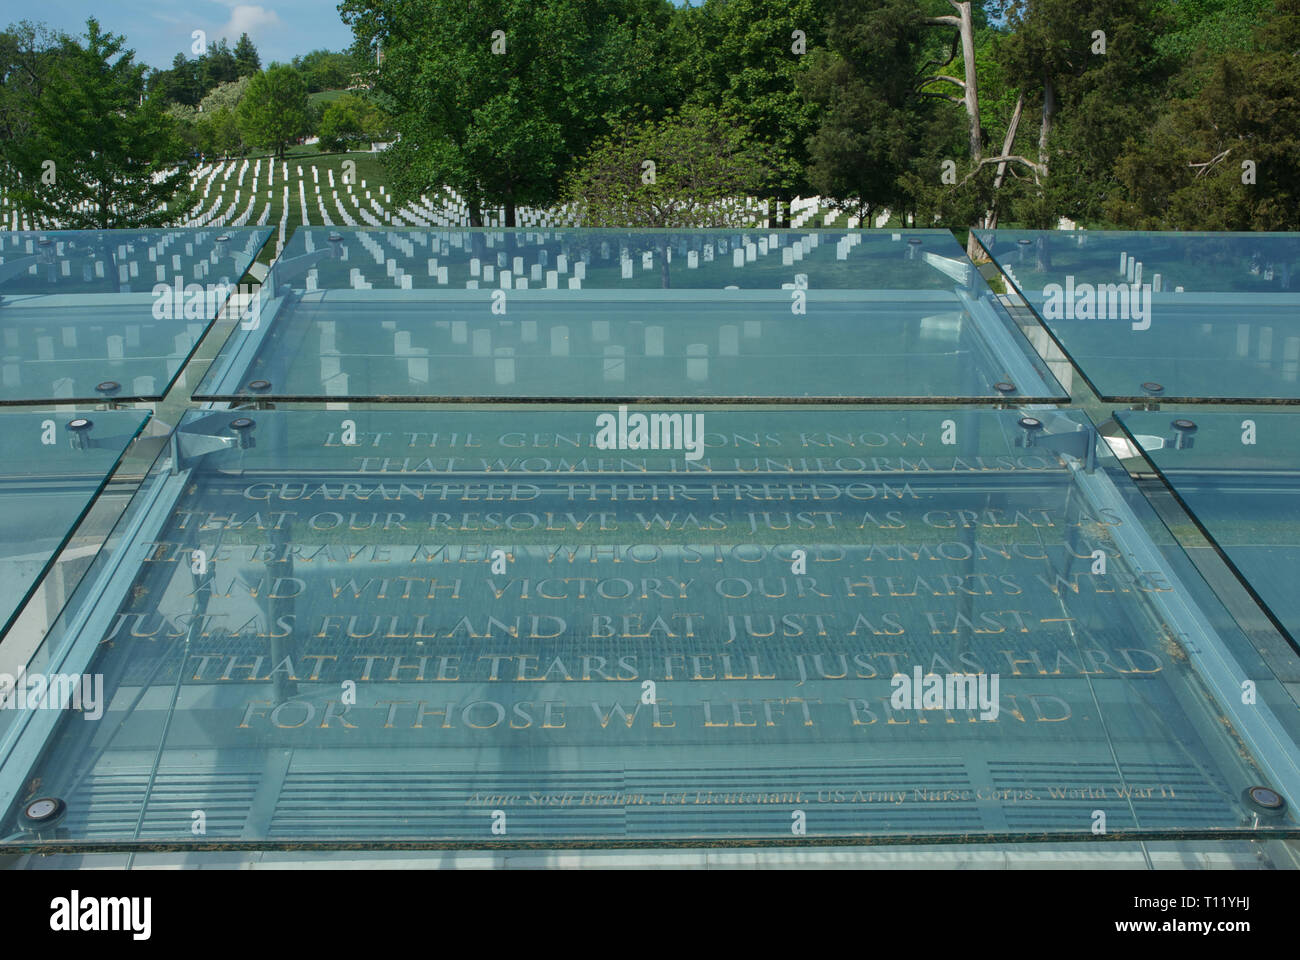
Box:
[719,325,739,356]
[645,326,664,356]
[603,346,625,383]
[687,344,708,382]
[495,347,516,385]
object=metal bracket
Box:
[64,417,138,452]
[170,412,250,471]
[1015,412,1098,473]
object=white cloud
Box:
[219,5,283,41]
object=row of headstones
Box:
[2,225,834,282]
[307,315,763,393]
[5,165,870,243]
[317,228,858,293]
[9,319,206,370]
[325,313,767,358]
[1118,250,1182,293]
[185,159,335,228]
[1,368,166,395]
[182,160,842,232]
[998,237,1187,296]
[0,231,255,291]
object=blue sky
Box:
[15,0,357,69]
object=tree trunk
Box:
[505,198,516,228]
[468,199,482,228]
[957,2,981,163]
[978,90,1026,249]
[1038,75,1056,178]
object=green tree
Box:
[166,101,202,155]
[150,51,202,106]
[1106,0,1300,229]
[0,18,194,228]
[564,105,767,286]
[200,37,238,90]
[233,33,261,76]
[800,0,946,227]
[317,92,389,150]
[993,0,1173,230]
[198,106,245,158]
[199,75,252,114]
[795,0,987,235]
[236,64,309,159]
[340,0,680,226]
[681,0,826,226]
[0,21,68,145]
[360,99,393,141]
[318,95,365,151]
[1151,0,1274,61]
[565,105,767,229]
[292,49,363,92]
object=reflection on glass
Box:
[0,410,149,639]
[0,228,270,403]
[0,408,1293,848]
[1116,410,1300,645]
[196,228,1065,401]
[976,229,1300,401]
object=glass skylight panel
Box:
[0,410,149,639]
[0,228,270,403]
[1116,409,1300,645]
[195,228,1066,402]
[975,230,1300,402]
[1,407,1294,849]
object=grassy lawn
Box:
[309,88,350,110]
[184,150,393,268]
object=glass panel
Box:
[195,228,1065,402]
[1116,409,1300,645]
[1,407,1294,849]
[0,228,271,403]
[975,230,1300,402]
[0,410,149,639]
